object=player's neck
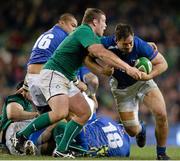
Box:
[88,23,96,34]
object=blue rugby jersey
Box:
[77,116,130,157]
[101,36,158,88]
[28,25,68,65]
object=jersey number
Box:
[33,34,54,49]
[102,122,123,148]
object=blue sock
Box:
[140,121,146,134]
[157,146,166,155]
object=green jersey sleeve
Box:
[6,94,32,112]
[76,25,101,48]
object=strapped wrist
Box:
[73,79,80,86]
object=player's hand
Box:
[139,72,151,81]
[148,42,158,51]
[126,66,142,80]
[76,81,88,92]
[102,66,114,76]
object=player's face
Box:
[22,90,32,101]
[95,14,107,36]
[116,35,134,53]
[63,18,78,33]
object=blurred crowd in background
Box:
[0,0,179,124]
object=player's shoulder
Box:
[6,94,22,100]
[134,36,148,46]
[46,25,67,36]
[75,24,93,34]
[6,94,24,104]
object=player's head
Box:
[16,81,31,101]
[58,13,78,33]
[82,8,107,36]
[115,23,134,53]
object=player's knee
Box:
[82,107,91,122]
[154,109,167,123]
[121,119,140,136]
[51,110,69,121]
[125,126,140,137]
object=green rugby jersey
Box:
[0,94,33,131]
[44,24,101,81]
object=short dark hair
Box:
[16,81,24,91]
[115,23,134,41]
[82,8,105,24]
[59,13,75,22]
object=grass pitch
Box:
[0,145,179,160]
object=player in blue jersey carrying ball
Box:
[84,23,170,160]
[107,23,170,160]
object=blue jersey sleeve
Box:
[135,36,158,60]
[101,35,116,49]
[77,66,91,82]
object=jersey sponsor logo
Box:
[55,85,61,89]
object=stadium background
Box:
[0,0,179,146]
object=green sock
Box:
[57,120,83,152]
[53,121,67,146]
[17,112,51,138]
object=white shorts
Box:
[5,120,32,155]
[39,69,80,101]
[82,92,95,120]
[26,73,47,107]
[110,78,158,113]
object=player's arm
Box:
[6,102,39,121]
[149,52,168,78]
[74,79,88,92]
[87,44,141,80]
[141,52,168,81]
[148,42,158,51]
[37,122,58,144]
[78,28,141,80]
[84,56,113,76]
[137,39,168,80]
[83,71,99,108]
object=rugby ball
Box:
[135,57,152,74]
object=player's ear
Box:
[59,20,64,26]
[92,19,98,26]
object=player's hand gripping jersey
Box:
[101,36,158,89]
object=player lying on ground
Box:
[27,107,131,157]
[0,81,38,155]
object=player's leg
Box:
[143,87,170,159]
[12,70,70,153]
[55,90,91,154]
[118,111,142,136]
[110,79,146,147]
[6,121,31,155]
[16,95,69,139]
[112,95,146,148]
